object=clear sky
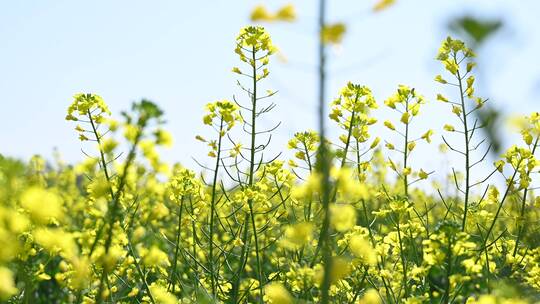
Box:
[1,0,539,175]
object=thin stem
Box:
[395,215,409,298]
[456,63,470,232]
[248,46,265,304]
[232,45,265,303]
[513,136,539,256]
[302,141,314,173]
[209,118,225,298]
[480,158,523,253]
[87,111,115,200]
[340,105,358,168]
[87,110,116,257]
[443,237,453,304]
[317,0,332,303]
[126,231,156,304]
[231,214,250,303]
[96,124,144,304]
[311,100,357,267]
[168,195,184,293]
[190,198,200,290]
[403,99,409,198]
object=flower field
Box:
[1,24,540,304]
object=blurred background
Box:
[1,0,539,176]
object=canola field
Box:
[1,25,540,304]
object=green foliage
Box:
[449,16,503,45]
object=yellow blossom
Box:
[384,120,396,130]
[20,187,63,224]
[359,289,382,304]
[0,267,18,300]
[373,0,395,12]
[143,246,170,268]
[264,282,293,304]
[34,228,77,260]
[444,124,455,132]
[349,235,377,265]
[322,23,346,45]
[330,204,356,232]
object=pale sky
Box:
[1,0,539,180]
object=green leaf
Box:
[449,16,502,45]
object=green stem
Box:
[87,110,115,199]
[443,237,453,304]
[248,45,265,304]
[126,231,156,304]
[209,119,224,298]
[232,45,264,303]
[87,110,116,256]
[340,107,357,168]
[96,124,144,304]
[231,214,250,303]
[395,215,409,298]
[481,158,523,252]
[456,63,470,232]
[513,136,539,257]
[302,141,314,223]
[310,104,356,267]
[362,200,395,303]
[403,99,409,198]
[168,195,184,293]
[317,0,332,302]
[302,141,313,173]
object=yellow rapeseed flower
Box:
[20,187,63,224]
[330,204,356,232]
[322,23,346,45]
[349,235,377,265]
[0,267,17,300]
[264,282,294,304]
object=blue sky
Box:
[1,0,539,176]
